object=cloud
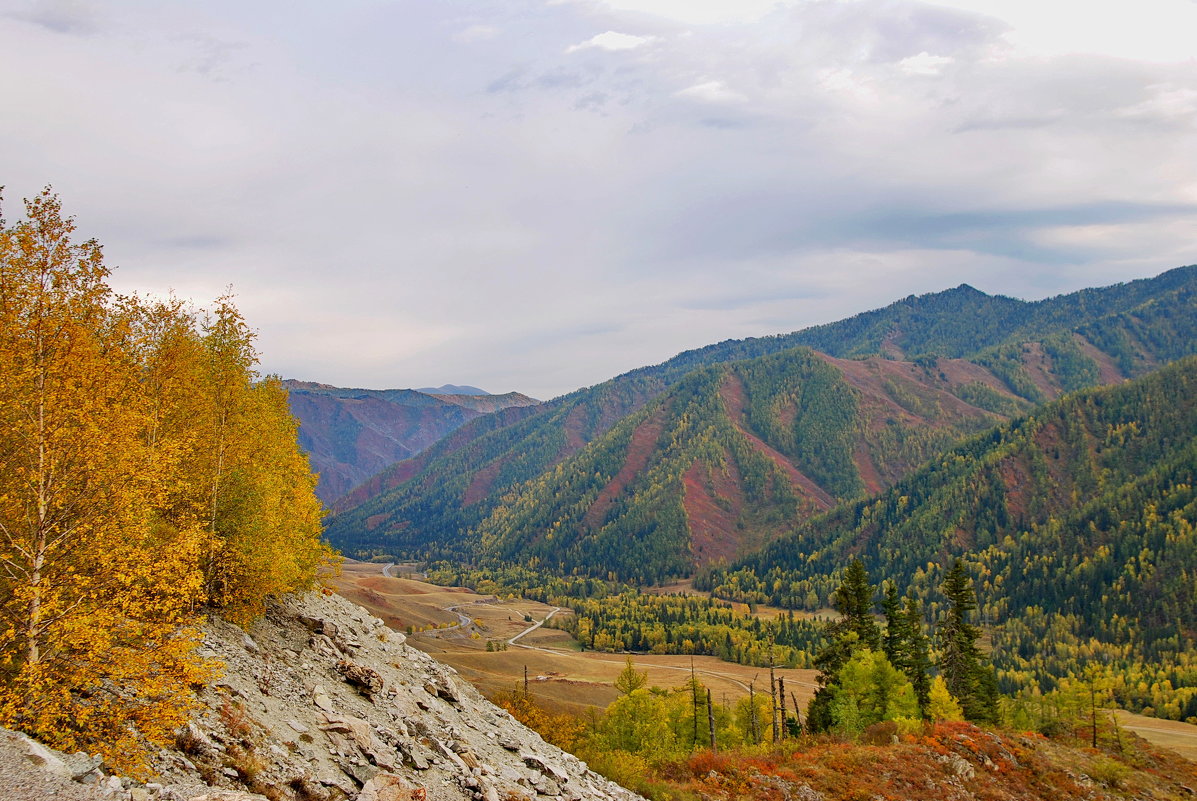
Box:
[897,52,954,76]
[588,0,797,25]
[675,79,746,103]
[454,24,500,43]
[6,0,99,35]
[3,0,1196,399]
[566,30,657,52]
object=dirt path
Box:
[509,607,564,645]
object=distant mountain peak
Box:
[416,384,489,396]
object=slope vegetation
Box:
[477,348,1017,582]
[708,355,1197,716]
[326,266,1197,573]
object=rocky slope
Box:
[0,591,642,801]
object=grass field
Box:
[1115,711,1197,762]
[330,560,818,716]
[330,560,1197,762]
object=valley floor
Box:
[331,560,1197,766]
[331,560,818,716]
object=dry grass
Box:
[333,560,818,715]
[1114,710,1197,762]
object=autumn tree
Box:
[926,675,965,722]
[0,188,330,768]
[614,655,648,695]
[0,189,211,769]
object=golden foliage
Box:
[0,188,329,770]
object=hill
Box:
[476,347,1018,582]
[325,265,1197,569]
[706,355,1197,717]
[284,381,539,503]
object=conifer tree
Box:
[903,595,933,717]
[808,559,879,731]
[614,655,648,695]
[881,581,908,670]
[937,559,998,723]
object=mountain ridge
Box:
[325,265,1197,576]
[284,381,539,504]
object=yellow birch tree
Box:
[0,189,210,770]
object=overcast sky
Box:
[2,0,1195,399]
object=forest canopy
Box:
[0,188,331,769]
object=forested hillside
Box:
[325,373,666,557]
[703,356,1197,718]
[327,266,1197,570]
[476,347,1016,582]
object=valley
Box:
[331,559,820,716]
[332,560,1197,766]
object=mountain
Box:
[284,381,539,504]
[429,390,542,413]
[416,383,489,395]
[706,355,1197,715]
[475,347,1018,582]
[325,265,1197,572]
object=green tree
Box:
[829,649,919,734]
[937,559,998,723]
[903,595,933,717]
[614,656,648,695]
[808,559,880,731]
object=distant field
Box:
[330,560,818,716]
[1115,711,1197,762]
[330,561,1197,763]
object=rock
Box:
[340,759,380,787]
[944,754,975,780]
[298,615,324,632]
[310,633,344,660]
[358,772,428,801]
[0,590,645,801]
[398,742,431,771]
[424,673,460,703]
[337,659,385,695]
[521,753,569,783]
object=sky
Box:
[2,0,1195,400]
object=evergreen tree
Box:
[937,559,997,723]
[808,559,879,731]
[903,595,933,717]
[881,581,908,670]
